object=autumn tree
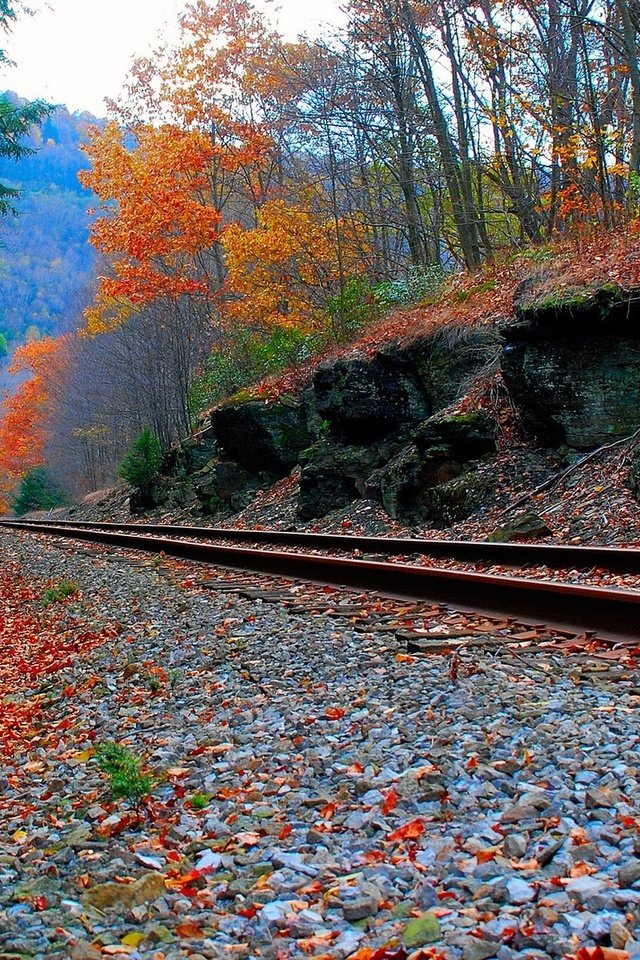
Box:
[223,197,369,337]
[81,0,281,332]
[0,336,69,508]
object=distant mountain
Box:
[0,94,102,349]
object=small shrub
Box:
[190,324,319,416]
[374,264,446,309]
[118,429,162,503]
[95,742,153,810]
[189,792,211,810]
[42,579,78,605]
[325,276,379,340]
[12,467,68,516]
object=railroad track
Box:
[1,517,640,645]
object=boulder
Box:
[162,427,218,477]
[211,397,311,474]
[310,354,429,443]
[414,409,496,458]
[488,512,553,542]
[372,410,496,521]
[194,459,257,515]
[503,282,640,449]
[298,441,392,520]
[423,469,499,527]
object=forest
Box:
[0,96,98,346]
[2,0,640,509]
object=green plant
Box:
[168,669,182,692]
[12,467,68,516]
[373,264,446,309]
[95,742,153,810]
[118,429,162,504]
[517,244,555,264]
[325,276,379,340]
[453,278,497,305]
[42,579,78,605]
[189,792,211,810]
[190,324,320,417]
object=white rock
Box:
[565,875,607,903]
[195,849,222,873]
[506,878,536,904]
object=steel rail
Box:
[7,517,640,573]
[1,519,639,643]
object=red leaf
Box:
[381,787,400,814]
[387,818,425,842]
[325,706,345,720]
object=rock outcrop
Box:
[310,355,430,443]
[211,397,311,473]
[368,410,497,522]
[503,280,640,449]
[149,279,640,527]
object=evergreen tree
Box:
[119,429,162,507]
[0,2,51,213]
[12,467,67,515]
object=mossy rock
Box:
[396,326,500,410]
[488,512,553,542]
[511,277,639,335]
[298,440,393,520]
[211,398,311,474]
[311,354,430,444]
[402,911,442,946]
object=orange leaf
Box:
[325,707,345,720]
[574,949,630,960]
[386,818,425,842]
[175,922,203,938]
[360,850,387,864]
[476,847,497,863]
[381,788,400,814]
[347,762,364,774]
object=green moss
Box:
[515,244,555,264]
[446,412,483,425]
[453,278,497,304]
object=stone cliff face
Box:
[502,281,640,449]
[153,281,640,526]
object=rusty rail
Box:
[1,519,639,643]
[8,517,640,573]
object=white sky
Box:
[2,0,344,116]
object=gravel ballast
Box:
[1,527,639,960]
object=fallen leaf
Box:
[387,818,425,842]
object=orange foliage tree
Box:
[0,336,69,508]
[80,0,283,333]
[223,198,369,333]
[80,123,226,332]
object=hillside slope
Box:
[0,95,100,349]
